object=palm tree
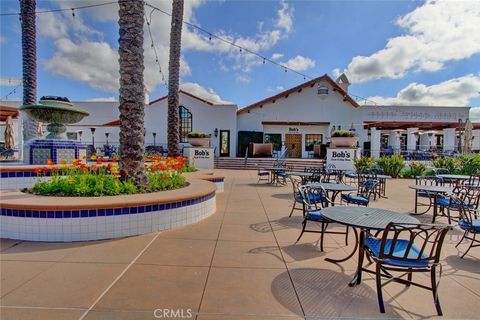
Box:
[118,0,149,187]
[20,0,41,141]
[167,0,184,156]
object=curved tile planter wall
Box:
[0,179,218,242]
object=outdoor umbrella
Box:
[4,115,15,150]
[463,119,473,154]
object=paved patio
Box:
[1,169,479,319]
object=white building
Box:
[1,74,476,160]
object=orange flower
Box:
[60,159,67,165]
[46,159,54,166]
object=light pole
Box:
[90,127,96,148]
[152,132,157,146]
[78,130,83,143]
[458,119,463,153]
[105,132,109,146]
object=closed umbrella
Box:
[4,115,15,149]
[463,119,473,154]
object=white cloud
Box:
[368,74,480,106]
[276,1,293,33]
[282,55,315,71]
[235,74,251,83]
[180,82,232,104]
[470,107,480,121]
[271,53,284,60]
[276,85,284,91]
[0,77,21,86]
[0,36,6,45]
[341,0,480,83]
[85,97,117,102]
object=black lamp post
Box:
[458,119,463,153]
[152,132,157,146]
[78,130,83,143]
[90,127,96,147]
[105,133,109,146]
[214,128,219,137]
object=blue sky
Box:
[1,0,479,114]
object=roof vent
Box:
[317,84,329,98]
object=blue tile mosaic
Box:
[0,192,215,219]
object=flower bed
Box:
[27,157,192,197]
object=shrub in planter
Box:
[331,130,354,137]
[376,155,405,178]
[354,156,375,174]
[187,132,211,147]
[330,130,357,147]
[458,154,480,175]
[402,161,427,178]
[432,157,458,174]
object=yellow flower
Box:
[91,155,97,160]
[68,178,76,185]
[109,166,119,174]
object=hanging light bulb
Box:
[71,8,75,17]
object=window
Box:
[264,133,282,151]
[179,106,192,143]
[305,134,322,151]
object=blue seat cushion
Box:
[437,197,474,209]
[365,237,429,268]
[341,194,369,205]
[306,210,328,222]
[294,193,303,202]
[277,172,287,177]
[459,219,480,232]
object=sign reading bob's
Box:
[183,147,214,169]
[326,148,359,171]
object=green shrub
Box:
[424,169,436,176]
[376,155,405,178]
[457,154,480,175]
[432,157,458,173]
[354,156,375,174]
[331,130,354,137]
[403,161,427,178]
[187,131,211,138]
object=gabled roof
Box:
[149,90,214,106]
[237,74,359,114]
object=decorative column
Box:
[370,127,381,158]
[443,128,456,151]
[407,128,418,151]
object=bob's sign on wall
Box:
[326,148,359,171]
[183,147,214,169]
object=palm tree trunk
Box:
[118,0,149,187]
[20,0,40,142]
[167,0,184,157]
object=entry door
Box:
[285,134,302,158]
[219,130,230,157]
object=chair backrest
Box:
[298,185,329,210]
[457,198,479,230]
[453,186,480,208]
[379,222,450,266]
[369,168,384,175]
[467,174,480,187]
[289,175,302,197]
[358,179,379,200]
[416,176,444,186]
[434,168,450,175]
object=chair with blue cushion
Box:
[456,199,480,258]
[256,165,270,184]
[414,176,444,214]
[288,175,304,217]
[296,185,349,251]
[436,186,480,224]
[364,222,450,315]
[341,180,379,206]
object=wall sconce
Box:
[78,130,83,142]
[90,127,96,146]
[214,128,219,137]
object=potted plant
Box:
[330,130,358,148]
[187,131,211,147]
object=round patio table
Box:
[320,206,420,286]
[437,174,470,180]
[286,171,313,183]
[307,182,356,204]
[408,185,453,223]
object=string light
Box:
[145,8,168,87]
[1,82,22,101]
[0,1,122,17]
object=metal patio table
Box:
[359,174,392,198]
[286,171,314,184]
[307,182,356,205]
[437,174,470,186]
[320,206,420,286]
[408,185,453,223]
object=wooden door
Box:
[219,130,230,157]
[285,134,302,158]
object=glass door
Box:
[220,130,230,157]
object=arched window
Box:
[179,106,192,142]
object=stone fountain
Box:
[20,96,90,164]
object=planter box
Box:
[188,137,210,147]
[330,136,358,148]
